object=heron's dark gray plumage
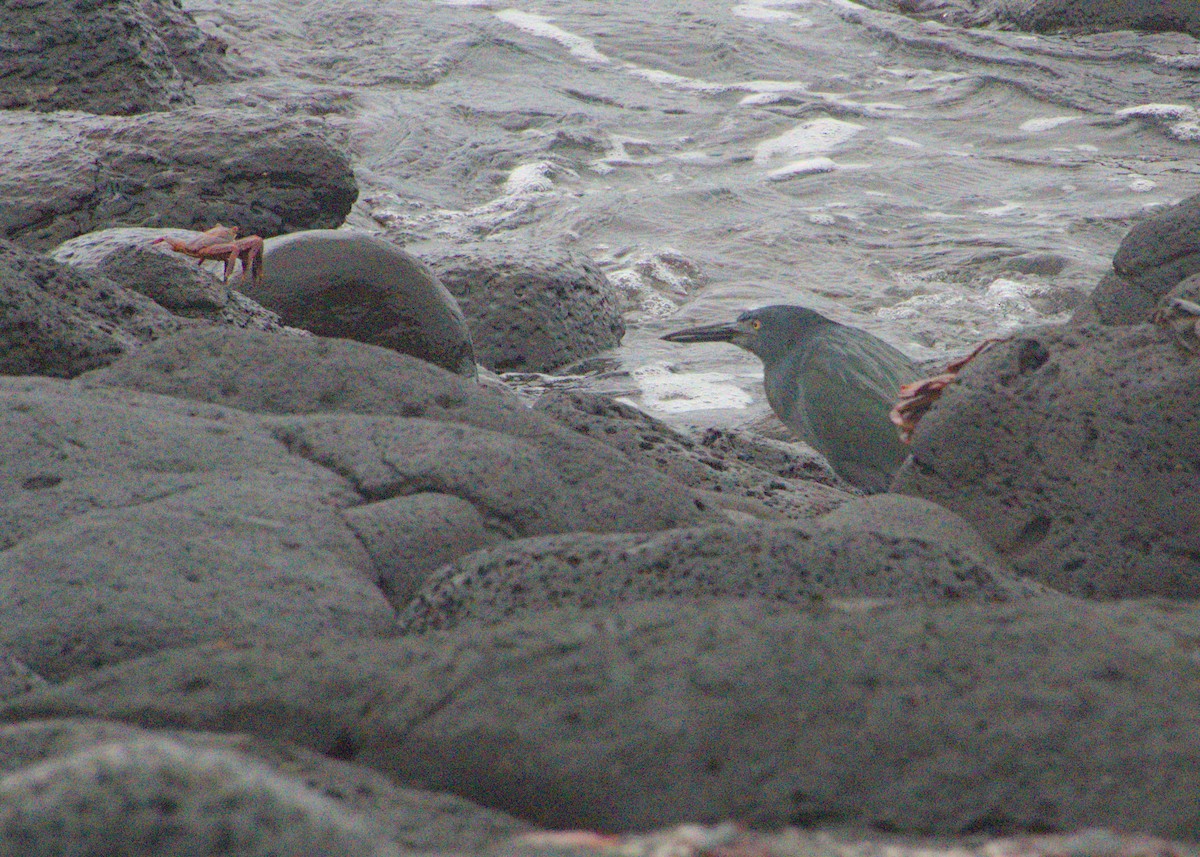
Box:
[662,304,918,493]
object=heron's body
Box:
[662,305,918,493]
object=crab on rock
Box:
[889,338,1004,444]
[152,224,264,284]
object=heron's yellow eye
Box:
[751,319,761,330]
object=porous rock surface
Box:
[1080,270,1155,325]
[419,243,624,373]
[0,237,192,378]
[893,322,1200,598]
[7,598,1200,838]
[0,328,714,680]
[81,326,714,536]
[534,391,853,521]
[0,0,231,115]
[343,492,504,609]
[0,108,357,251]
[250,229,475,376]
[399,494,1047,633]
[0,718,532,853]
[0,734,401,857]
[0,376,394,681]
[53,227,309,333]
[1084,192,1200,324]
[857,0,1200,35]
[0,653,47,705]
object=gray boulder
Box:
[854,0,1200,36]
[8,598,1200,838]
[893,323,1200,598]
[0,735,400,857]
[1084,193,1200,324]
[0,0,230,115]
[53,227,310,334]
[0,238,191,378]
[266,410,713,592]
[419,244,624,373]
[82,327,714,534]
[1,340,714,679]
[534,391,852,522]
[0,377,396,680]
[0,108,356,251]
[0,653,47,705]
[1081,270,1155,325]
[991,0,1200,36]
[399,494,1047,633]
[343,493,503,609]
[249,229,475,376]
[0,719,532,853]
[1113,193,1200,295]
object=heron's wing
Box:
[808,326,918,402]
[794,328,917,487]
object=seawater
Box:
[188,0,1200,428]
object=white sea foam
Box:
[495,9,610,63]
[978,202,1022,217]
[1019,116,1079,133]
[876,279,1067,340]
[1152,52,1200,69]
[369,160,571,240]
[1168,121,1200,141]
[626,67,728,93]
[631,364,755,414]
[765,157,837,180]
[753,118,864,163]
[1115,103,1196,121]
[503,161,558,194]
[731,0,813,26]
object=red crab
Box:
[152,224,263,284]
[890,338,1004,443]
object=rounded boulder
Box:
[249,230,475,376]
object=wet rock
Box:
[100,242,229,311]
[893,323,1200,598]
[0,734,400,857]
[1163,272,1200,306]
[0,719,533,852]
[399,494,1046,633]
[0,238,191,378]
[987,0,1200,37]
[344,493,504,609]
[53,227,310,334]
[0,0,230,116]
[1113,193,1200,295]
[0,377,396,681]
[534,391,852,522]
[1085,193,1200,324]
[1081,270,1155,325]
[83,327,714,535]
[1000,252,1071,278]
[419,244,624,373]
[855,0,1200,36]
[2,327,713,680]
[249,229,474,376]
[0,108,356,251]
[8,598,1200,837]
[0,653,48,705]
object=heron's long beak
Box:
[661,321,740,344]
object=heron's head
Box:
[662,304,833,366]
